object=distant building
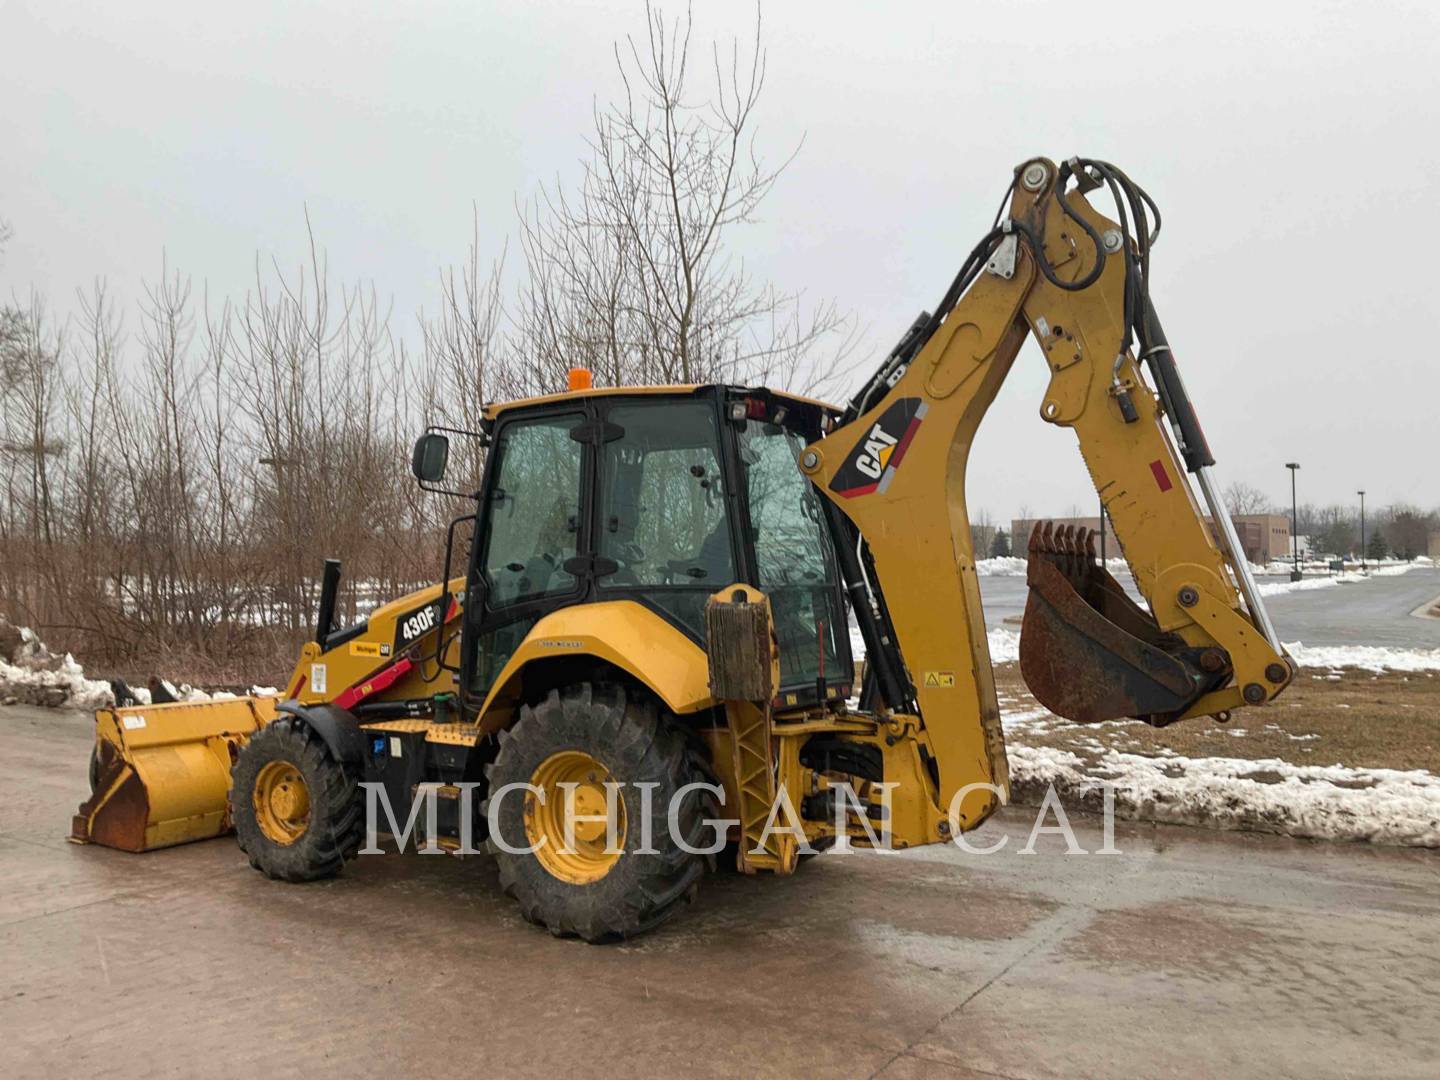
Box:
[1228,513,1292,565]
[1428,531,1440,559]
[1012,512,1290,566]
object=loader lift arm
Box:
[803,156,1292,830]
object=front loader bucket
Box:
[1019,523,1226,726]
[70,697,276,852]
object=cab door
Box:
[461,409,589,708]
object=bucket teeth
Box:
[1020,518,1230,725]
[1029,521,1101,588]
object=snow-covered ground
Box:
[973,555,1133,578]
[843,570,1440,847]
[0,618,280,710]
[972,553,1434,597]
[974,556,1027,577]
[0,622,113,710]
[1255,559,1430,597]
[997,689,1440,847]
[1008,743,1440,847]
[847,624,1021,666]
[1281,641,1440,673]
[850,613,1440,674]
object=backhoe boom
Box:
[805,156,1292,830]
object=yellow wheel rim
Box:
[253,760,311,845]
[524,750,626,884]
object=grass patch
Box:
[993,664,1440,773]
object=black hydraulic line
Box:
[353,698,430,720]
[821,498,910,711]
[1138,299,1215,472]
[845,310,930,424]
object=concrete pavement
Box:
[2,703,1438,1079]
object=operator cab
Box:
[416,385,852,713]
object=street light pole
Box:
[1358,489,1366,573]
[1286,462,1302,582]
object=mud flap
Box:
[1019,523,1225,725]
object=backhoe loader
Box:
[72,156,1293,941]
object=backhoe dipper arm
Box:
[801,157,1292,829]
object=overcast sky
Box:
[3,0,1437,521]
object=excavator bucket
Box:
[70,696,276,852]
[1019,523,1226,725]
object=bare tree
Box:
[0,7,874,684]
[419,210,511,490]
[514,2,856,395]
[1223,481,1274,516]
[1386,505,1435,561]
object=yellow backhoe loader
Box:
[72,156,1292,941]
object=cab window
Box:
[593,401,735,638]
[478,414,583,607]
[738,419,848,690]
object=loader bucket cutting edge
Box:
[1018,522,1215,725]
[70,696,276,852]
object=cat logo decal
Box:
[829,398,928,498]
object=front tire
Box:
[231,718,363,883]
[484,683,716,942]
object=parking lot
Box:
[979,566,1440,648]
[3,703,1438,1079]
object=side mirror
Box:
[411,432,450,483]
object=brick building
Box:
[1010,516,1122,559]
[1012,512,1290,566]
[1227,514,1292,565]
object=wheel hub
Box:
[524,750,626,883]
[253,760,311,845]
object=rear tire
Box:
[231,718,363,883]
[484,683,716,943]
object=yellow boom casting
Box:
[73,156,1291,942]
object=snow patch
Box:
[1257,561,1425,596]
[974,556,1027,577]
[848,622,1019,665]
[1283,641,1440,673]
[0,620,114,709]
[974,555,1134,578]
[1009,745,1440,847]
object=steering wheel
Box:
[613,541,646,566]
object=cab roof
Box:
[480,383,841,424]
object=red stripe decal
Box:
[334,657,415,710]
[1149,459,1173,492]
[836,481,880,499]
[885,416,925,472]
